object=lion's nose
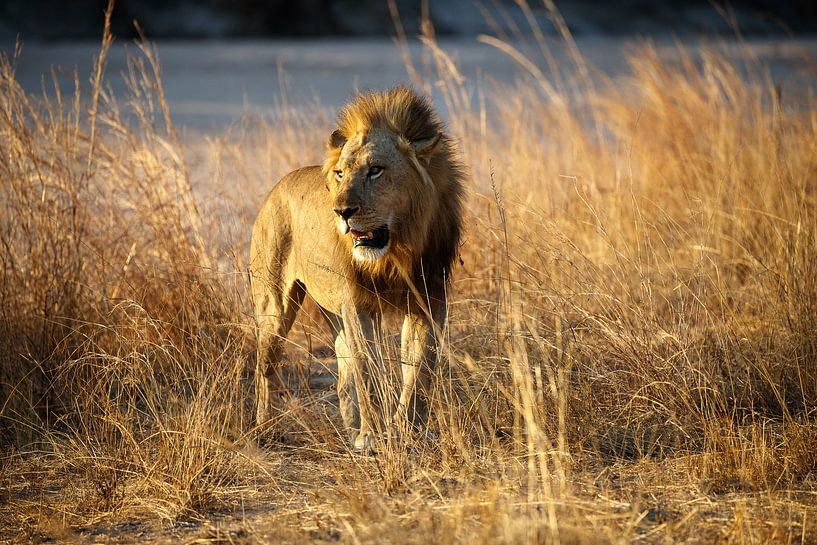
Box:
[333,206,360,220]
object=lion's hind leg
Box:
[253,277,305,429]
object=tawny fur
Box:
[250,86,465,448]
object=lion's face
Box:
[328,128,440,262]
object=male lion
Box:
[250,86,464,451]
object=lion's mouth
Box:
[350,225,389,249]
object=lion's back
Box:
[251,165,325,247]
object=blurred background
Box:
[2,1,815,131]
[2,0,816,41]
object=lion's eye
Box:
[333,169,343,181]
[368,166,384,179]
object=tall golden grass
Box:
[2,7,816,544]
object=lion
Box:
[249,86,464,451]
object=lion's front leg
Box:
[334,329,359,443]
[338,306,380,452]
[397,302,445,434]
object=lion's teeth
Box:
[351,230,373,240]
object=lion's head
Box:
[323,87,463,276]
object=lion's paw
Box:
[353,431,376,455]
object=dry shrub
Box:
[1,20,265,521]
[446,36,817,480]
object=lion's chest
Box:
[299,262,410,318]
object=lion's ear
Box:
[411,133,442,164]
[328,129,346,150]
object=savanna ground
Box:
[2,6,817,544]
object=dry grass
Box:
[2,6,817,544]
